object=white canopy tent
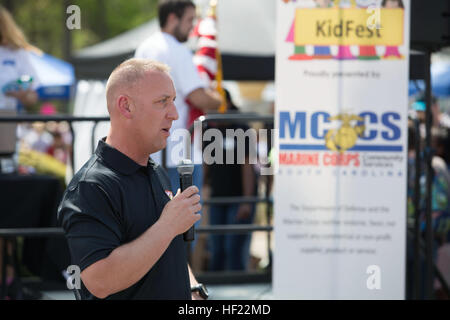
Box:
[72,0,276,80]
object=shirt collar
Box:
[95,138,158,175]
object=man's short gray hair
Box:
[106,58,171,109]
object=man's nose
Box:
[168,102,179,120]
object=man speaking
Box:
[57,59,206,300]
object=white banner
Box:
[274,0,410,299]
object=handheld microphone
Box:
[177,159,195,242]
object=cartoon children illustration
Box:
[356,0,380,60]
[313,0,333,59]
[382,0,404,59]
[287,19,313,60]
[334,0,356,60]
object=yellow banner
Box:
[294,8,403,46]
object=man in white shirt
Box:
[135,0,221,194]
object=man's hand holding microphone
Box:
[157,161,209,300]
[159,159,200,241]
[159,185,201,240]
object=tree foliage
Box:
[1,0,158,59]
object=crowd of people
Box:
[0,5,73,299]
[407,95,450,299]
[0,6,72,177]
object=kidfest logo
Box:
[278,110,402,167]
[285,0,405,61]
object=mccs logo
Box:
[325,113,365,153]
[279,110,402,153]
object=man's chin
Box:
[158,141,167,152]
[148,142,166,156]
[176,37,188,43]
[174,31,188,43]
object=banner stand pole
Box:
[423,48,434,300]
[413,118,421,300]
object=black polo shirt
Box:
[57,138,191,300]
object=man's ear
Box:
[117,95,133,119]
[166,12,179,29]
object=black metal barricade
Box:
[186,113,274,285]
[0,114,110,176]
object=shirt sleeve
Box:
[58,181,123,272]
[134,43,146,59]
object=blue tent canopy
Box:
[27,51,75,100]
[409,61,450,97]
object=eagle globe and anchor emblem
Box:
[325,113,365,153]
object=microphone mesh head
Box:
[177,159,194,175]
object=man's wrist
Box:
[154,217,176,240]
